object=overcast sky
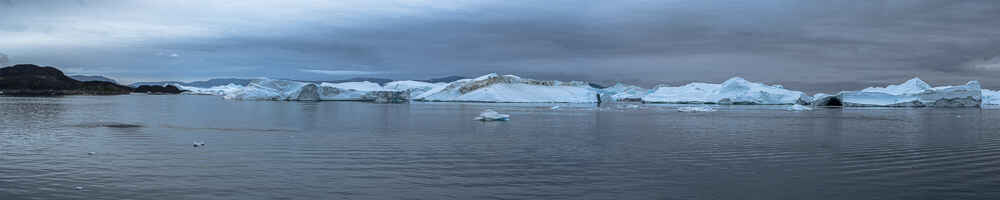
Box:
[2,0,1000,92]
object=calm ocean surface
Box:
[2,95,999,199]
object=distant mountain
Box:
[420,76,465,83]
[69,75,117,84]
[129,81,184,88]
[0,64,131,95]
[129,78,253,88]
[323,77,394,85]
[184,78,253,88]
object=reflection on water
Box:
[1,95,999,199]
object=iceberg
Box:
[599,83,651,102]
[839,78,981,107]
[179,84,247,96]
[222,79,390,101]
[382,80,445,97]
[474,109,510,121]
[317,81,384,101]
[223,79,317,101]
[642,77,808,105]
[984,89,1000,106]
[677,105,716,112]
[414,73,598,103]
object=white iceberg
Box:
[642,77,807,105]
[382,80,445,97]
[786,104,813,111]
[415,73,599,103]
[474,109,510,121]
[317,81,385,100]
[839,78,981,107]
[677,105,716,112]
[600,83,651,102]
[179,83,247,96]
[983,89,1000,106]
[223,79,318,101]
[222,79,391,101]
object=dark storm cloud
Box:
[3,0,1000,91]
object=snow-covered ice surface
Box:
[415,73,598,103]
[179,84,247,96]
[839,78,981,107]
[383,80,445,97]
[677,105,716,112]
[221,79,388,101]
[224,79,316,101]
[642,77,807,105]
[786,104,813,111]
[983,89,1000,108]
[599,83,651,102]
[474,109,510,121]
[317,81,384,100]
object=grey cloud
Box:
[4,0,1000,92]
[0,52,7,64]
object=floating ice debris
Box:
[626,104,640,109]
[74,186,83,190]
[786,104,813,111]
[550,106,561,110]
[474,109,510,121]
[677,105,716,112]
[87,152,96,155]
[193,141,206,147]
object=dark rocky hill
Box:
[133,85,185,94]
[0,64,132,95]
[69,75,118,84]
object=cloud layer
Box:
[2,0,1000,92]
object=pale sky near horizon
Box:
[2,0,1000,92]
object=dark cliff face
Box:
[80,81,134,95]
[0,64,132,95]
[133,85,185,94]
[0,64,82,90]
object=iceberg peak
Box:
[966,80,981,88]
[473,73,501,81]
[860,77,931,95]
[721,77,749,86]
[901,77,931,89]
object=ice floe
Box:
[475,109,510,121]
